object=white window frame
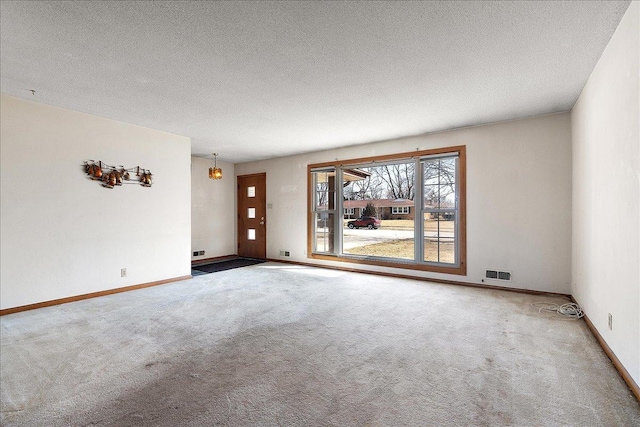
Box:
[391,206,410,214]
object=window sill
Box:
[309,253,466,276]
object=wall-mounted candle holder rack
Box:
[84,160,153,189]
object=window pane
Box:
[439,158,456,184]
[343,207,355,216]
[423,158,456,209]
[314,171,335,210]
[312,169,337,255]
[248,229,256,240]
[247,208,256,218]
[342,161,415,260]
[391,206,410,214]
[247,186,256,198]
[314,212,335,253]
[424,185,456,209]
[424,212,456,264]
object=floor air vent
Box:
[486,270,512,281]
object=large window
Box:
[308,146,466,275]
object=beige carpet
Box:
[1,262,639,426]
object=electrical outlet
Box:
[121,268,127,278]
[608,313,612,330]
[193,251,198,256]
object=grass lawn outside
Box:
[344,219,455,262]
[346,238,454,262]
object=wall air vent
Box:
[486,269,512,281]
[498,271,511,281]
[485,270,498,279]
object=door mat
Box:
[191,258,265,276]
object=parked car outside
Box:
[347,216,381,229]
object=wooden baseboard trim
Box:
[572,304,640,402]
[192,254,238,266]
[0,275,192,316]
[265,258,570,298]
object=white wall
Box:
[571,2,639,385]
[0,94,192,310]
[236,112,572,294]
[191,156,236,260]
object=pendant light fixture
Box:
[209,153,222,180]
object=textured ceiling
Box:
[0,1,631,163]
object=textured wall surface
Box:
[236,112,572,294]
[571,2,639,385]
[191,156,236,260]
[0,94,192,309]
